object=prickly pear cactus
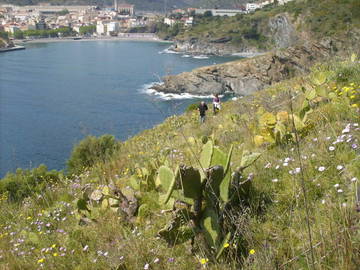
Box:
[156,166,175,191]
[179,165,202,200]
[240,151,261,170]
[200,140,213,169]
[201,207,221,249]
[205,165,224,200]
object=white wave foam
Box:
[193,55,209,59]
[182,54,191,58]
[232,52,265,58]
[159,47,180,54]
[140,82,215,100]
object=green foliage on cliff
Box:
[0,57,359,269]
[174,0,360,49]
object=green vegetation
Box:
[170,0,360,49]
[0,30,12,48]
[67,135,121,176]
[79,25,96,35]
[0,56,359,269]
[11,27,75,39]
[56,9,69,16]
[0,165,63,203]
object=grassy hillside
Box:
[170,0,360,49]
[0,55,359,269]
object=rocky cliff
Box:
[171,13,300,56]
[153,41,335,96]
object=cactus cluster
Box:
[155,140,261,260]
[76,183,138,224]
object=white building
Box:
[164,17,176,26]
[184,17,194,26]
[278,0,295,5]
[246,3,261,12]
[195,9,245,17]
[107,21,119,35]
[96,21,107,35]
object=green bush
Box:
[185,103,199,112]
[0,165,62,202]
[67,135,121,175]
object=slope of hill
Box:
[165,0,360,54]
[0,56,359,269]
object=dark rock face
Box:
[268,14,299,49]
[152,42,332,96]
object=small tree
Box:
[204,10,213,17]
[67,135,120,175]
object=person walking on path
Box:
[198,101,208,124]
[213,94,221,115]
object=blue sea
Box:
[0,40,238,177]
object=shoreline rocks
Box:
[152,41,333,96]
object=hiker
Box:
[198,101,208,123]
[213,94,221,114]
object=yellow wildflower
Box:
[53,253,58,257]
[26,216,32,220]
[200,258,209,265]
[51,244,56,248]
[351,104,359,108]
[223,243,230,248]
[350,95,356,99]
[37,258,45,264]
[249,249,256,255]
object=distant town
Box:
[0,0,294,39]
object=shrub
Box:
[0,165,62,203]
[185,103,199,112]
[67,135,121,175]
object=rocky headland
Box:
[152,40,338,96]
[153,7,360,96]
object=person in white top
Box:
[212,94,221,114]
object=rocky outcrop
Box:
[171,38,259,56]
[268,14,299,49]
[0,37,14,49]
[152,41,333,96]
[171,13,300,56]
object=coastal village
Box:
[0,0,295,39]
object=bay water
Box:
[0,40,238,177]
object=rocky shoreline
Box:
[151,41,334,96]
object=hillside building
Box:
[117,3,135,16]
